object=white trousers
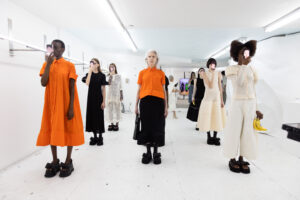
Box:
[107,102,121,124]
[223,99,258,160]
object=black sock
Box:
[207,131,211,138]
[213,131,217,138]
[153,145,158,154]
[99,133,103,139]
[146,144,151,154]
[93,132,97,138]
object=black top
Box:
[165,76,169,91]
[194,77,205,107]
[191,79,194,86]
[82,72,108,133]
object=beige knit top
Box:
[225,65,258,100]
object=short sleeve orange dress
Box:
[37,58,84,147]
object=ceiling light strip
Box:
[265,7,300,32]
[104,0,138,52]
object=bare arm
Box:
[41,53,55,87]
[85,69,93,86]
[67,79,75,120]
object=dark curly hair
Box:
[230,40,257,62]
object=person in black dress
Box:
[192,68,206,130]
[188,72,196,103]
[82,58,107,146]
[165,75,169,107]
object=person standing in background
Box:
[221,71,227,105]
[191,68,206,130]
[107,63,123,131]
[188,72,196,104]
[37,39,84,178]
[165,74,169,107]
[168,75,179,119]
[197,58,225,145]
[82,58,107,146]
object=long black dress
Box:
[194,77,205,107]
[186,77,205,121]
[82,72,107,134]
[138,96,165,147]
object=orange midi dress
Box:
[36,58,85,147]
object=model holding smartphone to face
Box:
[223,40,263,174]
[197,58,226,146]
[82,58,108,146]
[37,39,84,178]
[107,63,123,131]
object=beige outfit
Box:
[197,70,226,132]
[107,74,122,123]
[168,82,178,112]
[223,65,258,160]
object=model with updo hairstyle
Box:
[223,40,263,174]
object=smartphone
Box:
[46,44,53,56]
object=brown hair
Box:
[109,63,118,74]
[91,58,101,72]
[230,40,257,62]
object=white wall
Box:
[253,34,300,124]
[0,0,97,170]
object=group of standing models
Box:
[36,39,263,178]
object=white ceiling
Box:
[10,0,300,64]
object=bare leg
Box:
[65,146,73,164]
[173,111,177,119]
[51,145,58,164]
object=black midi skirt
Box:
[137,96,165,147]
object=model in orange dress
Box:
[37,39,84,178]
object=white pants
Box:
[223,99,258,160]
[107,102,121,124]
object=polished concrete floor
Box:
[0,111,300,200]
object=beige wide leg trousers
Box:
[223,99,258,160]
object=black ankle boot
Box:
[89,137,97,146]
[207,132,214,145]
[97,135,103,146]
[213,137,221,146]
[213,131,220,146]
[142,145,152,164]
